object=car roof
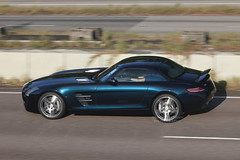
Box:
[116,56,171,69]
[117,56,167,64]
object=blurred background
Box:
[0,1,240,160]
[0,0,240,89]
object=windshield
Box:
[95,64,118,80]
[160,59,185,79]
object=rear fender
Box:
[151,91,185,112]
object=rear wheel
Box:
[38,92,66,119]
[152,94,182,123]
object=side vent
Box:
[75,94,93,106]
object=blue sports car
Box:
[22,56,216,123]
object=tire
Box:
[152,94,182,123]
[38,92,66,119]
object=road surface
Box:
[1,0,240,6]
[0,87,240,160]
[2,15,240,33]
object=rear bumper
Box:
[182,80,216,113]
[200,86,216,110]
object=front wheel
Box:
[152,94,182,123]
[38,92,66,119]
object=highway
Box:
[1,0,240,6]
[2,15,240,33]
[0,87,240,160]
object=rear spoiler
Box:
[195,69,211,83]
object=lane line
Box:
[163,136,240,141]
[0,92,21,94]
[214,96,240,99]
[7,25,56,27]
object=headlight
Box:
[25,87,39,96]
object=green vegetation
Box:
[0,39,102,49]
[211,33,240,51]
[116,40,128,52]
[0,76,31,86]
[30,37,55,49]
[8,29,69,35]
[226,77,240,90]
[1,31,240,52]
[1,4,240,15]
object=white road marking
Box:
[7,25,56,27]
[214,96,240,99]
[0,92,21,94]
[163,136,240,141]
[227,26,240,28]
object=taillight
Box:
[187,87,205,93]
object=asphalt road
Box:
[0,87,240,160]
[1,0,240,6]
[2,15,240,33]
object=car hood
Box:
[26,67,107,88]
[51,67,107,75]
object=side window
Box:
[114,68,149,82]
[150,70,167,82]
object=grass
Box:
[109,32,154,40]
[226,77,240,90]
[0,39,102,49]
[2,31,240,52]
[162,39,201,54]
[0,76,31,86]
[116,40,128,52]
[212,40,240,52]
[1,5,240,15]
[211,33,240,51]
[7,29,69,36]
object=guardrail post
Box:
[0,27,7,37]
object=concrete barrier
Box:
[0,27,7,37]
[70,28,102,41]
[0,49,239,81]
[181,31,209,44]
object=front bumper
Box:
[22,86,39,113]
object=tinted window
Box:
[114,68,148,82]
[151,70,166,81]
[159,60,185,78]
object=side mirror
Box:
[108,77,118,84]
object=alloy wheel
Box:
[153,94,182,123]
[38,92,65,119]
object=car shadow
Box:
[190,80,227,115]
[73,110,153,117]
